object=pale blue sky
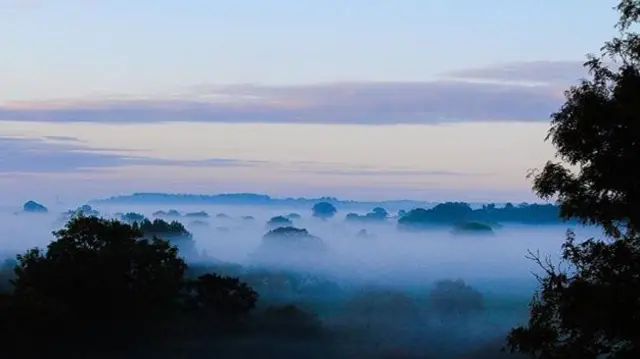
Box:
[0,0,624,204]
[1,0,618,101]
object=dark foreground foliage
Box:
[0,216,259,359]
[506,1,640,358]
[0,214,530,359]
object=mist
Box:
[0,200,604,358]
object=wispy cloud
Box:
[42,135,82,142]
[303,168,492,177]
[0,61,586,125]
[439,61,592,85]
[1,136,481,180]
[0,136,262,173]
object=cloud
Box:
[0,136,261,173]
[439,61,592,85]
[42,135,82,142]
[303,168,493,177]
[0,61,588,125]
[0,136,490,178]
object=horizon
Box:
[0,1,621,202]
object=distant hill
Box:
[89,192,440,211]
[89,192,535,212]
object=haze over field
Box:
[1,196,605,358]
[6,202,602,284]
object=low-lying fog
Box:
[2,203,606,358]
[4,203,604,290]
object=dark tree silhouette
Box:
[312,201,337,219]
[22,200,47,213]
[452,221,494,236]
[185,210,209,218]
[266,215,293,229]
[166,209,181,217]
[344,288,419,330]
[62,204,100,218]
[135,218,198,259]
[187,273,258,320]
[261,226,325,252]
[286,212,302,220]
[345,207,390,223]
[153,210,168,217]
[398,203,561,230]
[120,211,146,223]
[189,219,209,228]
[0,215,259,358]
[428,279,484,322]
[261,304,323,337]
[1,215,188,358]
[371,207,389,219]
[507,2,640,358]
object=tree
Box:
[451,221,494,236]
[428,279,484,322]
[344,288,419,329]
[120,211,146,223]
[185,211,210,218]
[312,201,337,219]
[261,304,323,337]
[371,207,389,219]
[266,215,293,229]
[135,218,198,260]
[187,273,258,320]
[286,212,302,220]
[261,226,325,252]
[0,215,260,358]
[506,2,640,358]
[22,200,47,213]
[1,215,188,358]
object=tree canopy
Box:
[267,215,294,229]
[345,207,390,223]
[397,202,560,230]
[0,215,258,358]
[22,200,47,213]
[1,216,188,357]
[506,1,640,358]
[312,201,337,219]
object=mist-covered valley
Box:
[0,198,605,359]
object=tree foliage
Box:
[267,215,294,228]
[0,215,257,359]
[428,279,484,321]
[2,216,187,357]
[187,273,258,320]
[397,202,560,230]
[527,2,640,239]
[312,201,337,219]
[506,2,640,358]
[22,200,47,213]
[345,207,390,223]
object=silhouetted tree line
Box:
[345,207,390,223]
[398,202,563,230]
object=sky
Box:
[0,0,623,205]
